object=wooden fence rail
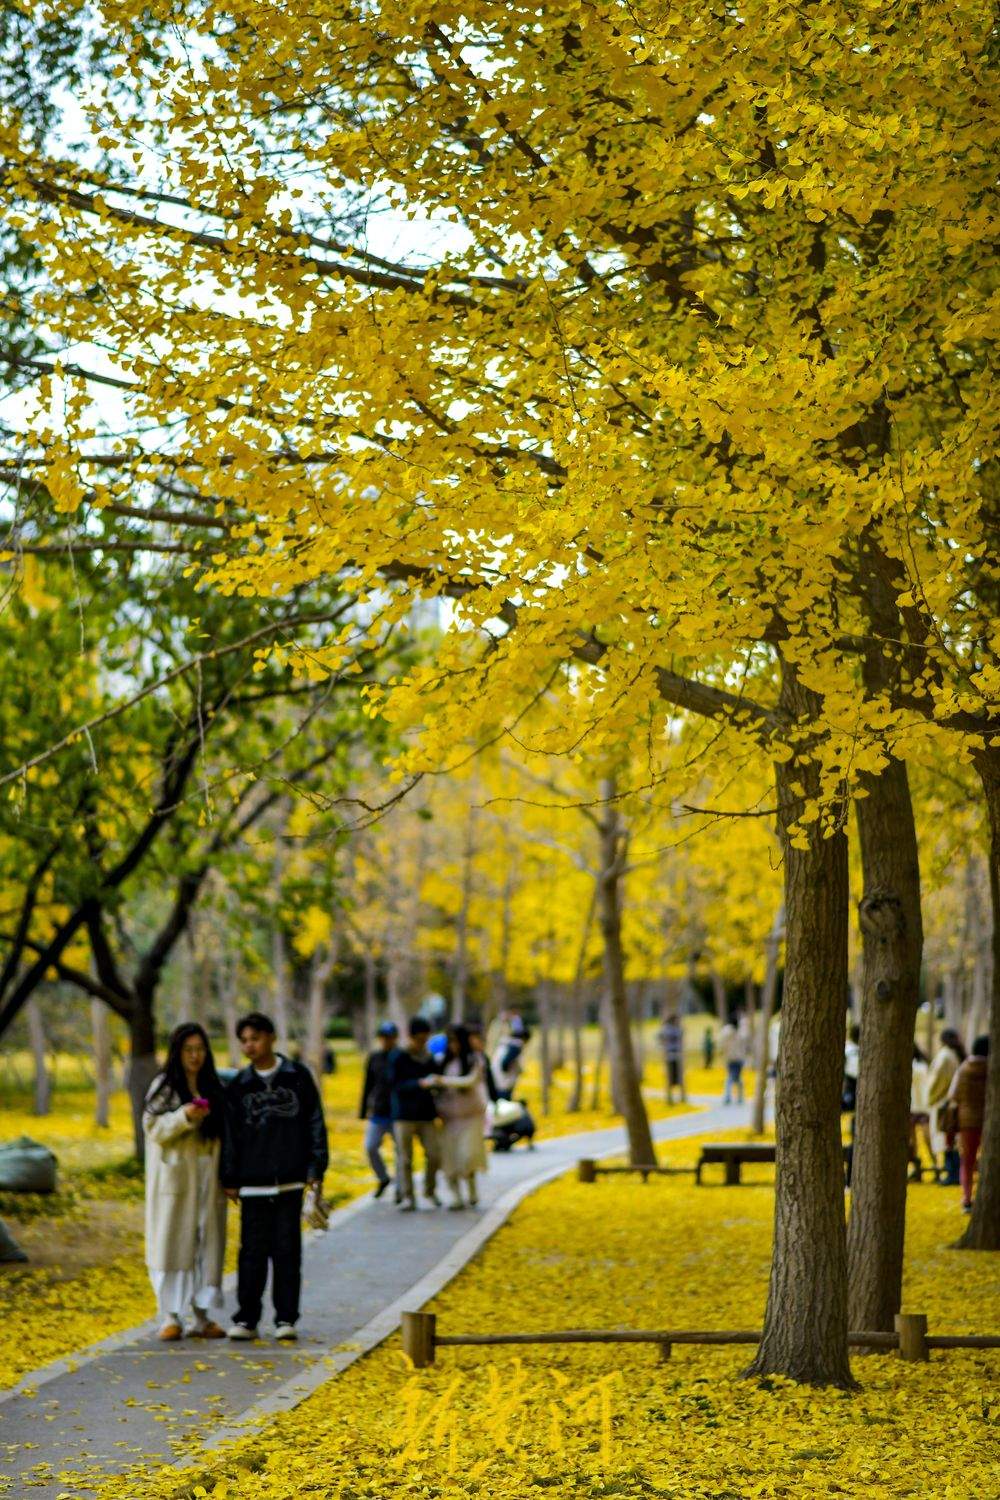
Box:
[577,1159,694,1183]
[400,1310,1000,1369]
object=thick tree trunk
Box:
[846,755,923,1331]
[127,1000,158,1161]
[957,748,1000,1249]
[746,671,852,1387]
[25,997,52,1116]
[597,780,656,1167]
[750,908,783,1136]
[91,999,112,1128]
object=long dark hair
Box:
[447,1023,475,1074]
[146,1023,224,1140]
[941,1028,967,1063]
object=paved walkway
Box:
[0,1099,751,1497]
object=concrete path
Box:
[0,1099,751,1497]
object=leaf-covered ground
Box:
[86,1132,999,1500]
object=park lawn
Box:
[0,1040,693,1389]
[88,1131,999,1500]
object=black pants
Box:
[236,1190,303,1327]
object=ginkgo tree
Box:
[6,0,997,1383]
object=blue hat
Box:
[377,1021,398,1037]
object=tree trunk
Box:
[127,1000,158,1160]
[91,999,112,1128]
[25,997,51,1116]
[746,670,852,1388]
[711,970,729,1024]
[306,944,336,1082]
[362,949,378,1045]
[221,953,243,1067]
[846,755,924,1332]
[566,891,596,1112]
[597,778,656,1166]
[589,1015,605,1111]
[957,748,1000,1249]
[386,954,407,1031]
[271,925,291,1048]
[750,908,784,1136]
[539,981,553,1116]
[452,808,476,1023]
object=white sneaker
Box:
[398,1197,417,1212]
[227,1321,257,1340]
[274,1323,298,1341]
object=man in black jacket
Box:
[221,1012,328,1341]
[388,1016,441,1212]
[360,1020,398,1198]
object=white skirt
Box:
[152,1268,224,1321]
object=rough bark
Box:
[845,755,924,1331]
[127,1000,158,1161]
[957,748,1000,1249]
[91,998,112,1128]
[746,669,853,1388]
[597,779,656,1167]
[750,908,783,1136]
[25,997,51,1116]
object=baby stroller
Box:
[488,1097,537,1152]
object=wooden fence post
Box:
[657,1340,672,1362]
[402,1311,437,1368]
[895,1312,928,1362]
[578,1158,597,1183]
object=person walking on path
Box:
[927,1028,966,1185]
[720,1012,750,1105]
[947,1035,989,1213]
[908,1044,932,1182]
[143,1023,228,1342]
[491,1014,528,1099]
[426,1023,489,1210]
[360,1021,399,1199]
[221,1012,328,1341]
[658,1013,686,1104]
[389,1015,442,1212]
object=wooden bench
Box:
[695,1141,850,1185]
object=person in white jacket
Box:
[143,1023,228,1341]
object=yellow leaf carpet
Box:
[84,1133,998,1500]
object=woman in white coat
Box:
[144,1023,228,1341]
[426,1024,488,1210]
